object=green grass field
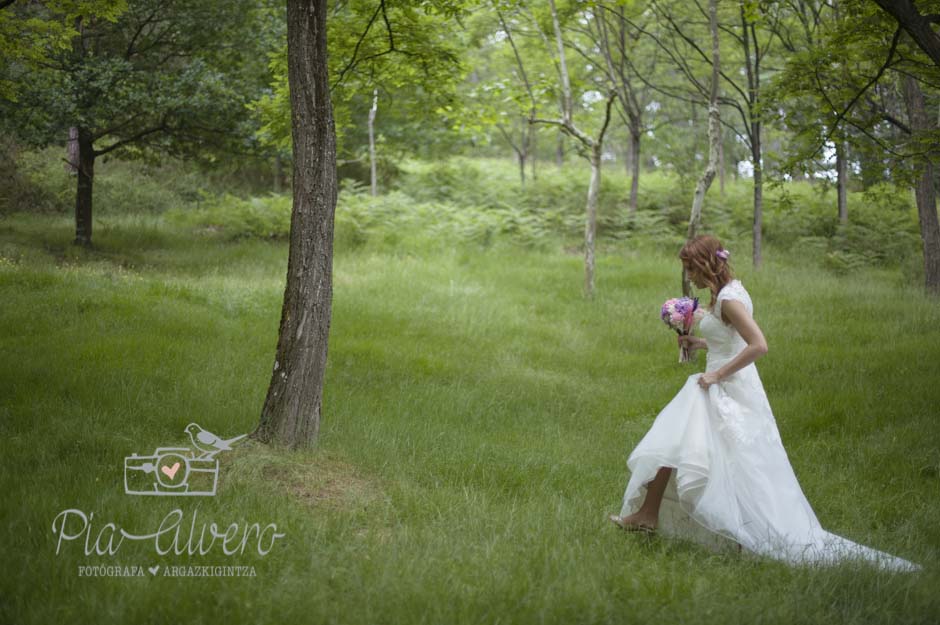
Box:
[2,211,939,624]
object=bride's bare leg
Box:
[617,466,672,528]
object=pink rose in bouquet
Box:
[661,296,701,362]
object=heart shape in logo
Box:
[161,462,181,480]
[148,565,160,576]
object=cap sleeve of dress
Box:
[715,280,753,322]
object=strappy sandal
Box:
[608,514,657,535]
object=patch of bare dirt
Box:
[220,442,385,513]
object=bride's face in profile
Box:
[683,261,707,289]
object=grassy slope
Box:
[1,213,939,624]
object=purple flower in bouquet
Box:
[661,296,700,362]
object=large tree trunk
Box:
[584,144,601,298]
[836,138,848,223]
[66,126,79,174]
[73,126,95,247]
[251,0,337,448]
[901,74,940,296]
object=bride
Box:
[608,234,921,572]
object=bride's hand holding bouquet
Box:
[678,334,707,353]
[661,296,705,362]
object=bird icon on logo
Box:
[124,423,247,496]
[185,423,248,459]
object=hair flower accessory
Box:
[716,248,730,260]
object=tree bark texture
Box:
[901,74,940,296]
[251,0,337,448]
[73,126,95,247]
[66,126,79,175]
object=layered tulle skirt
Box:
[619,365,921,572]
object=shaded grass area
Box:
[1,212,939,624]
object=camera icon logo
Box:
[124,423,246,497]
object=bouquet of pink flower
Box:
[661,296,702,362]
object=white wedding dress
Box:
[618,279,921,572]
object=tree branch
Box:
[871,0,940,68]
[494,4,535,115]
[330,0,383,90]
[125,7,161,59]
[93,121,168,157]
[808,25,901,161]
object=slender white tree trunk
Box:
[547,0,614,298]
[585,145,601,297]
[368,89,378,196]
[683,0,721,295]
[629,130,640,216]
[502,0,614,297]
[836,138,848,223]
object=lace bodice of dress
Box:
[696,279,779,446]
[698,279,753,371]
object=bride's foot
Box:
[608,513,657,534]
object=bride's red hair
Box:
[679,234,734,307]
